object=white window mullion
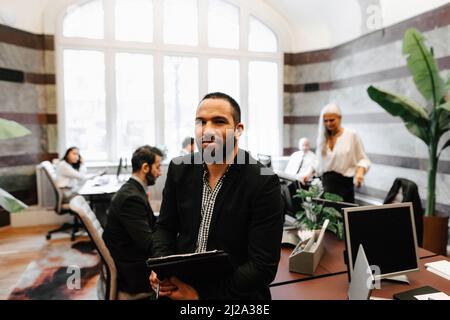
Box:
[239,7,249,149]
[104,0,114,41]
[198,0,208,50]
[199,0,208,98]
[105,50,118,161]
[240,57,249,150]
[199,55,208,98]
[154,52,165,148]
[104,0,116,161]
[239,2,249,52]
[154,0,163,46]
[153,0,164,148]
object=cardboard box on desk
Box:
[288,220,328,275]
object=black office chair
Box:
[40,161,83,241]
[279,177,303,220]
[383,178,424,246]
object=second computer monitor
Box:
[343,202,419,280]
[116,157,123,179]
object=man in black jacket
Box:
[103,145,162,294]
[150,92,283,300]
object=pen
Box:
[155,281,160,300]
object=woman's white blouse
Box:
[55,160,87,189]
[322,128,371,177]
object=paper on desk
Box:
[414,292,450,300]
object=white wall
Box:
[1,0,448,51]
[381,0,450,28]
[0,0,49,33]
[263,0,450,52]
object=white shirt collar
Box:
[131,175,147,191]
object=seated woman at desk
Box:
[55,146,89,200]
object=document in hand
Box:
[146,250,233,283]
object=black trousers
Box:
[322,171,355,203]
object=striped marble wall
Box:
[283,3,450,216]
[0,24,57,224]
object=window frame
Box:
[56,0,285,162]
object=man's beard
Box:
[145,172,156,186]
[200,134,237,164]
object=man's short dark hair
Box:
[182,137,194,149]
[201,92,241,125]
[131,145,163,173]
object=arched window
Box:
[58,0,283,161]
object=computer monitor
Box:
[343,202,419,281]
[116,157,123,179]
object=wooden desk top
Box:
[272,231,438,286]
[271,255,450,300]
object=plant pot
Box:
[422,216,449,256]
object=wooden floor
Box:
[0,225,88,300]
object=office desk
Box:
[78,174,129,227]
[272,231,437,286]
[78,174,128,196]
[271,255,450,300]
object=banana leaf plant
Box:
[0,118,31,213]
[367,28,450,217]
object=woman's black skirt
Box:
[322,171,355,203]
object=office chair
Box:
[40,161,82,241]
[69,196,152,300]
[257,154,272,168]
[383,178,424,246]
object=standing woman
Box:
[316,103,371,203]
[55,146,88,200]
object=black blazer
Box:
[103,178,155,293]
[152,149,283,300]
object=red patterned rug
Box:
[8,240,100,300]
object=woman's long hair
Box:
[62,147,81,170]
[316,103,342,175]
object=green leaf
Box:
[322,207,341,219]
[0,118,31,140]
[439,139,450,158]
[337,222,344,240]
[323,192,343,202]
[368,86,430,143]
[437,101,450,137]
[405,123,431,144]
[327,224,337,234]
[0,188,28,213]
[403,28,445,104]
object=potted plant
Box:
[0,118,31,213]
[367,28,450,255]
[294,178,345,240]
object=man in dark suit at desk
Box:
[150,92,283,300]
[103,145,162,294]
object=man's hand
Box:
[149,271,177,298]
[167,276,199,300]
